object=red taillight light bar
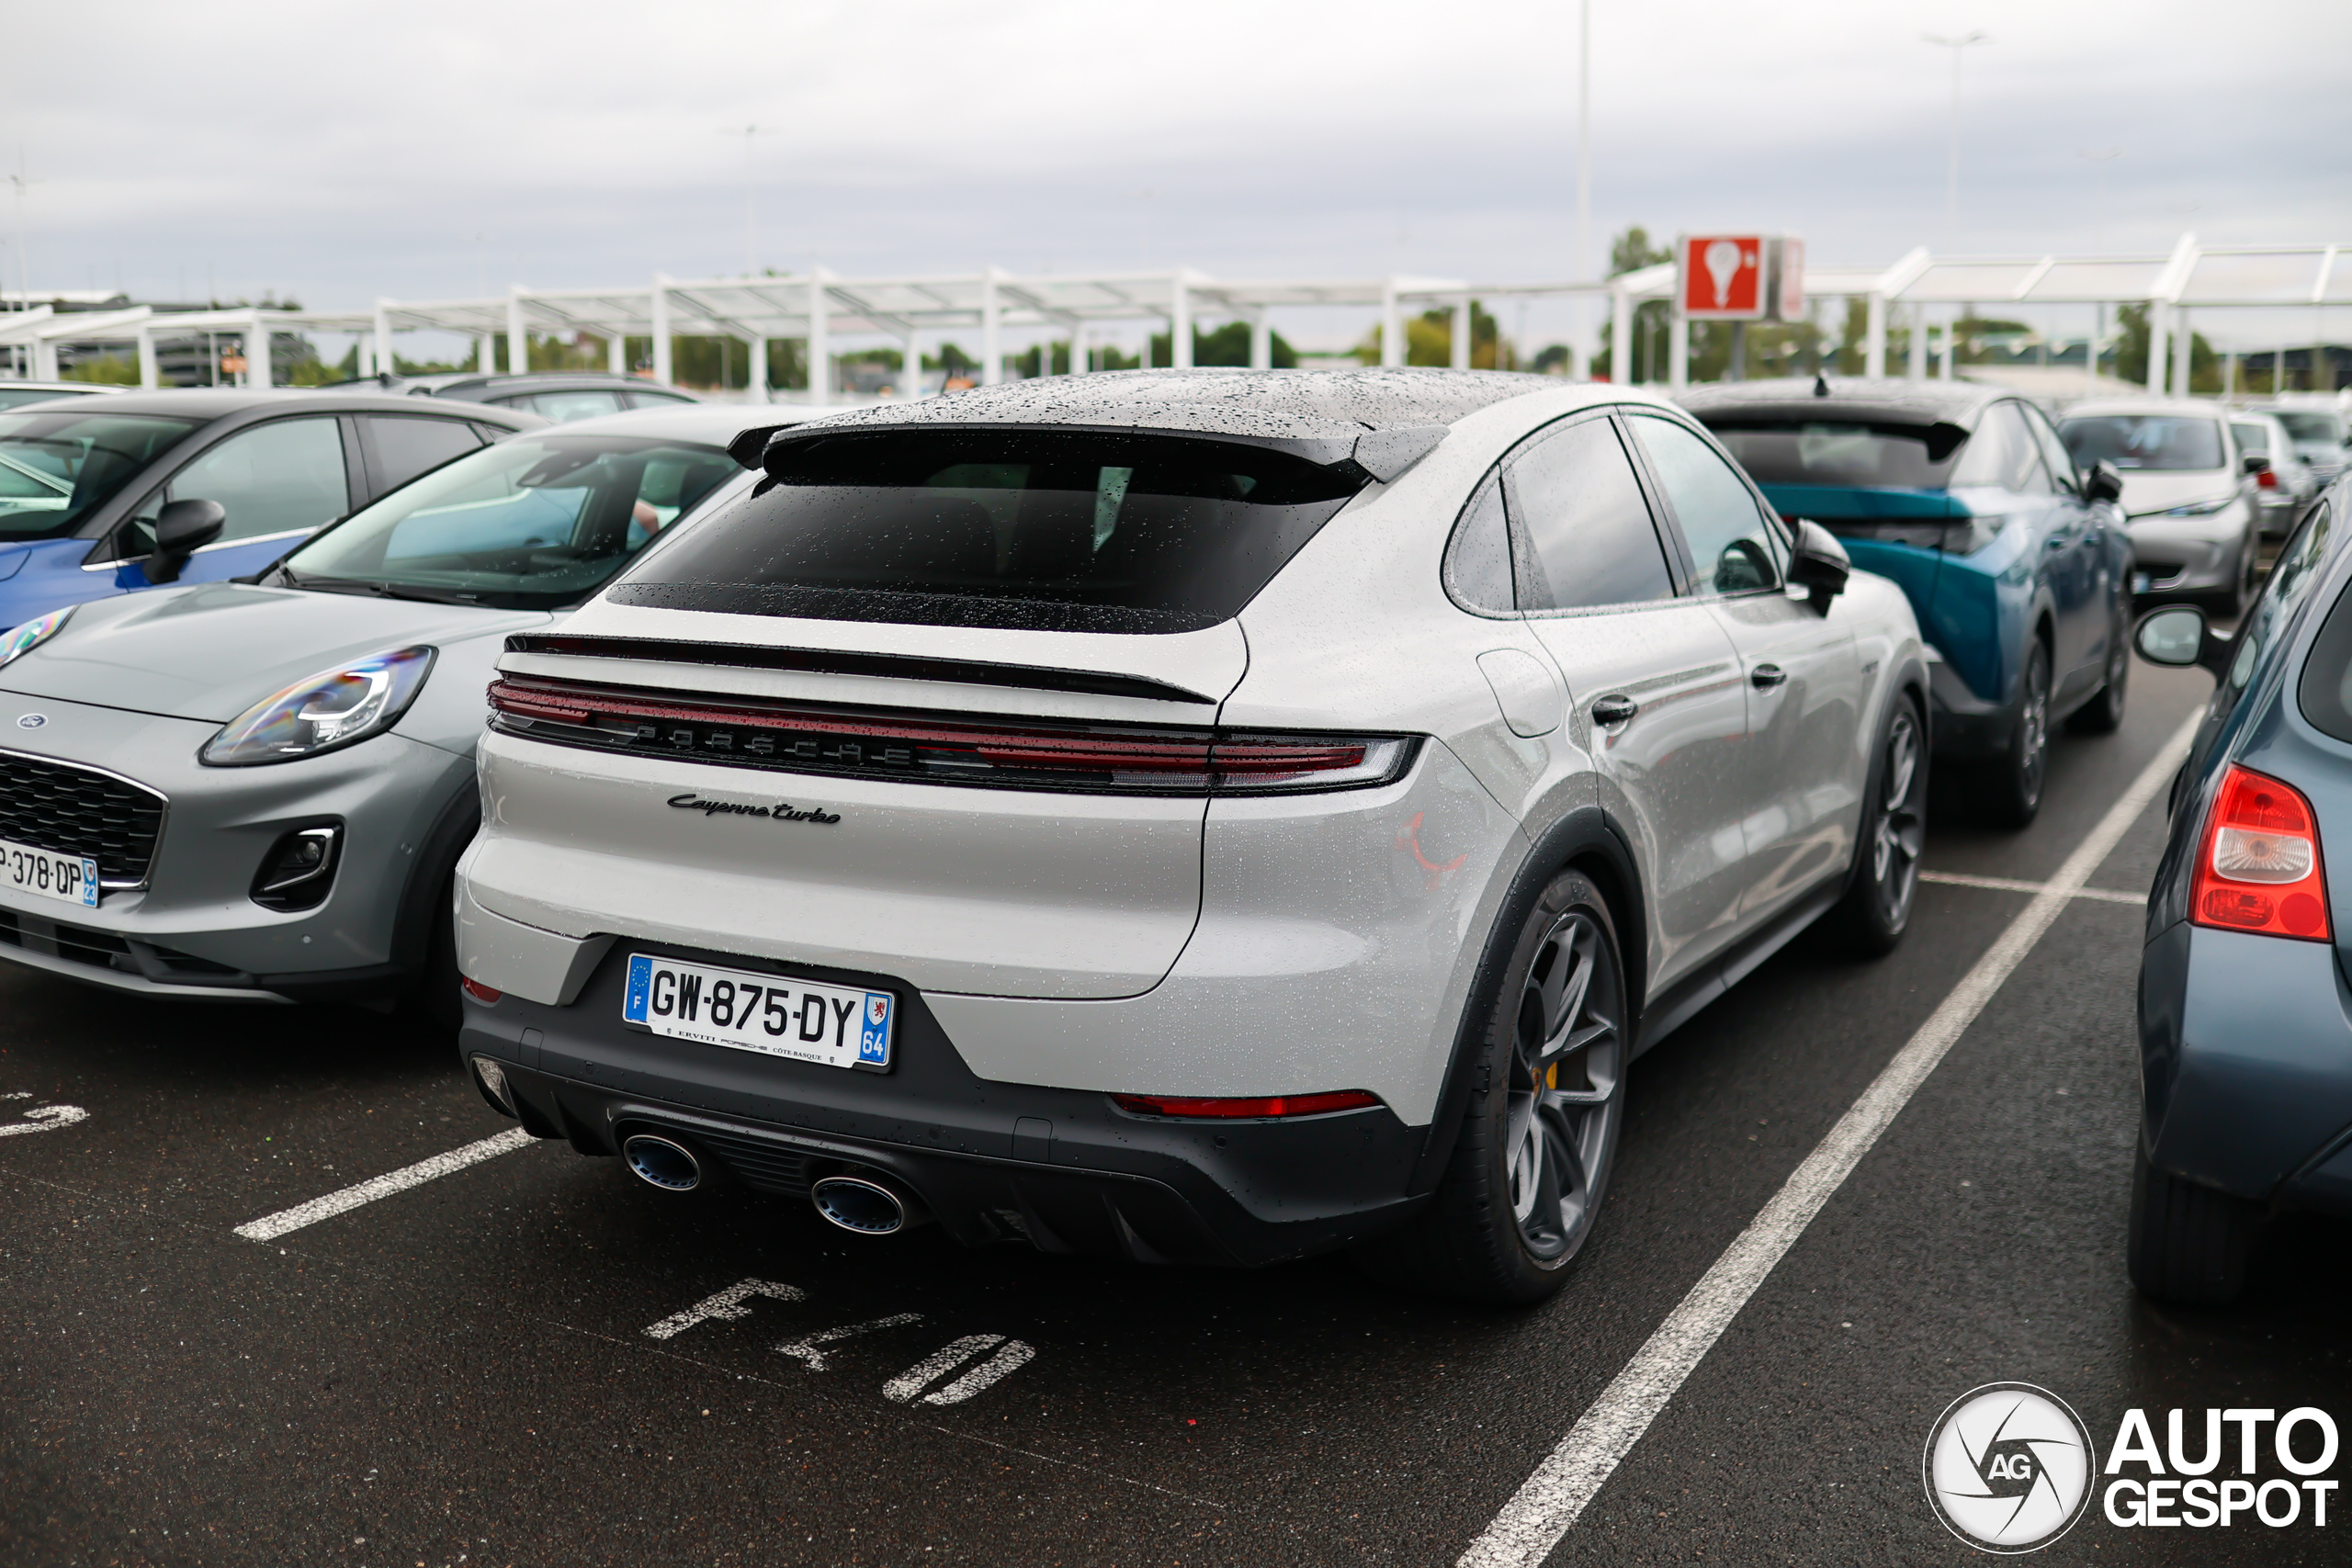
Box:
[1111,1089,1382,1119]
[486,674,1416,797]
[2190,763,2331,941]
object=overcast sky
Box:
[6,0,2348,351]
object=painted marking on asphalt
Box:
[1457,711,2201,1568]
[0,1100,89,1137]
[1920,869,2145,905]
[884,1334,1037,1405]
[775,1312,925,1370]
[232,1126,536,1242]
[642,1278,808,1340]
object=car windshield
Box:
[0,409,202,540]
[610,427,1366,634]
[1702,420,1963,490]
[277,432,740,609]
[2274,412,2345,446]
[2058,414,2225,471]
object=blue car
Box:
[1682,378,2133,825]
[2129,481,2352,1302]
[0,389,541,633]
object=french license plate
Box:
[620,953,893,1070]
[0,838,99,908]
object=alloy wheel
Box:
[1870,708,1925,921]
[2018,651,2049,807]
[1505,908,1625,1261]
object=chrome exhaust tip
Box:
[810,1173,924,1235]
[622,1134,704,1192]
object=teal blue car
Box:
[1682,378,2133,826]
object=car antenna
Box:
[378,370,393,388]
[1813,372,1831,398]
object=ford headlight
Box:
[200,646,436,766]
[0,605,75,670]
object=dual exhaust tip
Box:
[620,1132,927,1235]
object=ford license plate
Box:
[0,838,99,908]
[620,953,893,1071]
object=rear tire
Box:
[2067,607,2131,735]
[2202,533,2256,619]
[1838,695,1926,956]
[1357,870,1627,1305]
[2126,1143,2261,1305]
[1983,640,2051,829]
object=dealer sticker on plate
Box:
[621,953,893,1071]
[0,838,99,908]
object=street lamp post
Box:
[1922,33,1989,250]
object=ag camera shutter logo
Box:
[1923,1382,2097,1552]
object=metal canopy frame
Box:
[4,235,2342,400]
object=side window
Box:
[1501,416,1676,612]
[2235,502,2334,697]
[2020,402,2080,494]
[1442,475,1514,614]
[523,390,626,423]
[1951,403,2050,493]
[135,416,350,548]
[366,415,484,495]
[1623,412,1783,595]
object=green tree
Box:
[1145,321,1298,369]
[1593,226,1675,382]
[1351,302,1506,368]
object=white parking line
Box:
[1457,712,2200,1568]
[775,1312,924,1370]
[1920,869,2146,905]
[232,1126,536,1242]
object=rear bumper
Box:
[1927,655,2013,761]
[458,940,1428,1268]
[2138,919,2352,1214]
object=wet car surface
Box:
[6,650,2346,1566]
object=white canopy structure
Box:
[3,235,2343,399]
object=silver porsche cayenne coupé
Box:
[453,369,1931,1302]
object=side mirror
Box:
[2243,454,2272,476]
[2083,459,2125,505]
[1788,518,1850,613]
[2134,604,2233,676]
[145,498,226,584]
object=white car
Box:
[2058,397,2262,611]
[451,369,1931,1303]
[2228,411,2318,537]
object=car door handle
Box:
[1749,663,1788,689]
[1590,694,1639,727]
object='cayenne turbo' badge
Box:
[667,792,841,826]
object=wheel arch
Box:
[1407,804,1646,1197]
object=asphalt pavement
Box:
[6,651,2346,1568]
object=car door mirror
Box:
[1788,518,1850,613]
[2083,459,2125,505]
[146,498,226,584]
[2244,454,2272,476]
[2134,604,2232,675]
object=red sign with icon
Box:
[1679,235,1765,319]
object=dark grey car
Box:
[2129,470,2352,1301]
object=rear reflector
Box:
[2190,764,2330,941]
[487,674,1416,796]
[460,976,503,1004]
[1111,1089,1381,1119]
